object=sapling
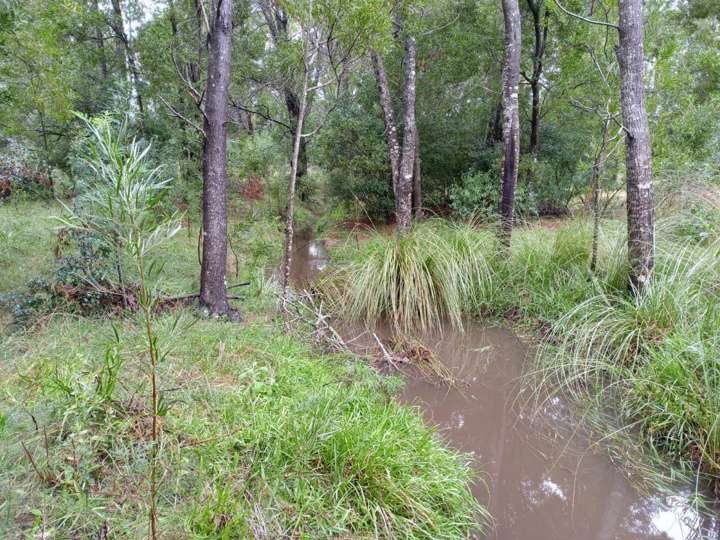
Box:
[60,115,180,539]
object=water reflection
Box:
[397,326,716,540]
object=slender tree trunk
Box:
[617,0,654,291]
[526,2,548,184]
[199,0,234,317]
[260,3,311,200]
[397,36,417,234]
[283,90,309,198]
[590,117,611,272]
[371,50,401,198]
[282,55,310,298]
[110,0,144,121]
[499,0,521,245]
[487,99,504,145]
[412,135,423,219]
[191,0,203,83]
[91,0,108,80]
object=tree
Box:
[397,34,417,234]
[370,6,419,233]
[370,50,401,200]
[617,0,654,290]
[499,0,521,244]
[199,0,236,318]
[523,0,548,184]
[278,0,386,296]
[554,0,656,289]
[109,0,146,123]
[258,1,311,198]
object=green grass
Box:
[0,201,60,295]
[324,219,496,332]
[0,201,488,539]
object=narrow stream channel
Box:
[287,234,719,540]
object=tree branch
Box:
[159,96,206,136]
[553,0,618,30]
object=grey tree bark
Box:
[526,0,548,184]
[370,50,401,199]
[282,53,309,299]
[397,35,417,234]
[412,141,423,220]
[199,0,234,317]
[499,0,521,245]
[109,0,145,121]
[617,0,654,291]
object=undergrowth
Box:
[0,313,487,538]
[0,202,488,538]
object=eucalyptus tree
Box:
[555,0,655,291]
[499,0,521,244]
[199,0,237,318]
[617,0,654,290]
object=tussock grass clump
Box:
[330,213,720,498]
[537,232,720,491]
[327,220,495,332]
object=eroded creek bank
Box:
[288,234,719,539]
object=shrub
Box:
[0,142,53,200]
[450,169,537,222]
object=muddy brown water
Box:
[288,235,719,539]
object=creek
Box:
[288,233,718,540]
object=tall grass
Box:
[326,220,496,332]
[538,235,720,488]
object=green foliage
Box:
[450,168,538,221]
[316,88,393,222]
[0,312,487,539]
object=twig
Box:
[159,96,206,137]
[373,333,399,370]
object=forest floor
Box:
[0,201,486,539]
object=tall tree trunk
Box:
[526,1,548,184]
[499,0,521,245]
[590,117,611,272]
[397,36,417,234]
[191,0,203,83]
[260,2,310,199]
[91,0,108,80]
[199,0,234,317]
[283,91,309,195]
[371,50,401,199]
[412,133,423,219]
[110,0,145,122]
[282,60,309,299]
[617,0,654,291]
